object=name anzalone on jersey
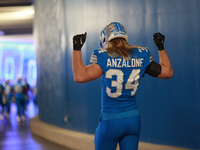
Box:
[90,48,152,68]
[106,58,143,68]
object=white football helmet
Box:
[100,22,128,48]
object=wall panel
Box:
[35,0,200,149]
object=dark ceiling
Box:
[0,0,33,7]
[0,0,34,35]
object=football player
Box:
[0,80,6,120]
[72,22,173,150]
[22,78,30,110]
[13,77,26,122]
[4,80,13,118]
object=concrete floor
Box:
[0,101,71,150]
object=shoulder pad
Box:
[97,48,107,54]
[138,48,149,53]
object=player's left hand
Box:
[73,32,87,51]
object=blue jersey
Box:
[13,82,24,99]
[4,84,12,96]
[90,48,153,113]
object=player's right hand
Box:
[73,32,87,51]
[153,32,165,51]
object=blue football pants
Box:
[94,115,141,150]
[16,98,26,116]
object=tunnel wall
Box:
[34,0,200,149]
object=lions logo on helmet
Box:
[100,22,128,48]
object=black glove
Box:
[153,32,165,51]
[73,32,87,51]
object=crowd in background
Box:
[0,78,37,122]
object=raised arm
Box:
[157,49,173,79]
[145,33,173,79]
[153,33,173,79]
[72,33,103,83]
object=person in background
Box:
[4,80,13,119]
[72,22,173,150]
[0,79,6,120]
[13,77,26,122]
[23,78,30,110]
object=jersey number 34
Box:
[106,69,140,98]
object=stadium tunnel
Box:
[0,0,200,150]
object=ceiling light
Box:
[0,6,34,20]
[12,9,35,18]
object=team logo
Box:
[110,27,115,32]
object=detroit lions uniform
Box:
[4,81,13,115]
[13,81,25,121]
[90,48,153,150]
[73,21,166,150]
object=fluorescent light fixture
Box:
[12,9,34,18]
[0,6,34,20]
